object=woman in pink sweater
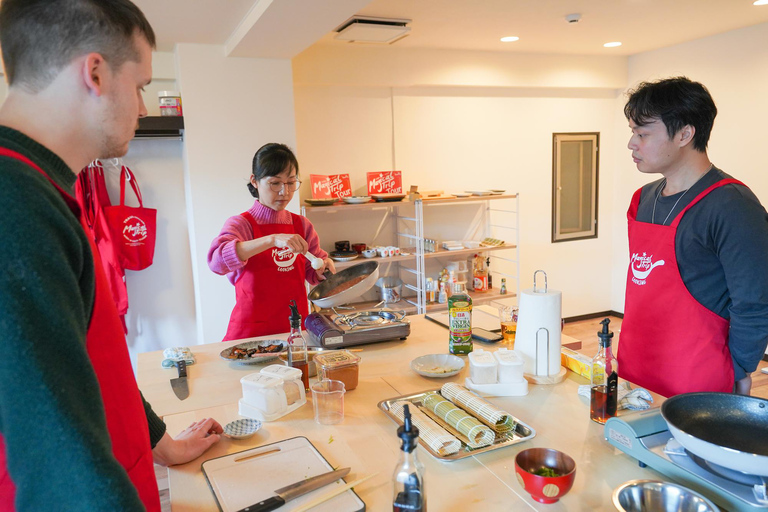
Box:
[208,143,334,339]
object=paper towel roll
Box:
[515,287,562,377]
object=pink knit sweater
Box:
[207,200,328,286]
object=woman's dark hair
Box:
[624,76,717,152]
[248,143,300,198]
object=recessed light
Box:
[755,0,768,5]
[500,36,520,42]
[604,41,622,48]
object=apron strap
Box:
[669,178,744,228]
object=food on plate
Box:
[326,275,367,296]
[231,344,283,359]
[423,366,457,374]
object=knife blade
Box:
[237,467,350,512]
[170,360,189,400]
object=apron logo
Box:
[122,216,147,244]
[630,252,665,285]
[272,248,296,272]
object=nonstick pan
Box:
[307,261,379,309]
[660,392,768,476]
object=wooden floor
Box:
[153,314,768,510]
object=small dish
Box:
[466,190,493,196]
[411,354,465,378]
[362,248,378,258]
[452,192,472,198]
[343,196,372,204]
[223,418,262,439]
[220,339,287,364]
[371,193,406,202]
[330,250,359,262]
[490,189,506,194]
[305,198,338,206]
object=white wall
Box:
[294,46,626,318]
[175,44,298,344]
[610,21,768,312]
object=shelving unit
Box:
[301,193,519,315]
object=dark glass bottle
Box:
[590,318,618,424]
[393,405,426,512]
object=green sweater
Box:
[0,127,164,510]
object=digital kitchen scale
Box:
[305,308,410,348]
[605,410,768,511]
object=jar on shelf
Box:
[158,90,183,116]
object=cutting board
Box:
[202,436,365,512]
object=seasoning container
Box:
[392,404,426,512]
[468,349,497,384]
[314,350,361,391]
[157,90,182,116]
[494,348,524,383]
[287,300,309,391]
[590,318,618,424]
[260,364,306,406]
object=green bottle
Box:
[448,282,473,355]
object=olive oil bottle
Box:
[448,283,473,355]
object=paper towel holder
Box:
[524,326,567,385]
[533,270,547,293]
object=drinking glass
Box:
[498,305,518,346]
[311,379,345,425]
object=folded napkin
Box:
[390,401,462,456]
[161,347,196,368]
[422,393,495,448]
[440,382,517,433]
[577,382,653,411]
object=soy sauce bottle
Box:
[590,318,618,424]
[287,300,310,392]
[393,405,426,512]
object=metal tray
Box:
[378,389,536,461]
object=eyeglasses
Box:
[264,179,301,192]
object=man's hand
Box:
[152,417,223,466]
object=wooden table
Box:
[138,315,663,511]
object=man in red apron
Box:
[619,77,768,397]
[0,1,169,509]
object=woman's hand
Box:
[316,258,336,280]
[271,233,309,254]
[152,417,223,466]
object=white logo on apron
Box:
[630,252,665,285]
[272,248,296,272]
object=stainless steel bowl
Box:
[612,480,719,512]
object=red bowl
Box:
[514,448,576,504]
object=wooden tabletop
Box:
[138,315,663,511]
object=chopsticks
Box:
[292,473,378,512]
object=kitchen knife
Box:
[170,360,189,400]
[237,467,350,512]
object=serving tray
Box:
[378,389,535,461]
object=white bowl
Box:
[411,354,465,378]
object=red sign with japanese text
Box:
[310,174,352,199]
[366,171,403,195]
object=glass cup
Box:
[498,305,518,346]
[311,379,345,425]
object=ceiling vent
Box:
[334,16,411,44]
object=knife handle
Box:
[237,495,285,512]
[177,359,187,378]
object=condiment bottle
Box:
[393,405,426,512]
[437,282,447,304]
[472,254,488,292]
[448,282,473,355]
[499,278,507,295]
[426,278,435,303]
[287,300,310,392]
[486,257,492,289]
[590,318,618,424]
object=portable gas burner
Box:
[305,308,410,348]
[605,410,768,511]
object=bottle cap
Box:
[289,300,302,329]
[598,318,614,347]
[397,404,419,452]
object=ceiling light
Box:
[334,16,411,44]
[500,36,519,42]
[604,41,622,48]
[755,0,768,5]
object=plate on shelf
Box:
[330,250,359,262]
[305,198,338,206]
[371,193,406,202]
[343,196,372,204]
[466,190,493,196]
[489,189,506,194]
[452,192,472,198]
[220,339,287,364]
[410,354,465,378]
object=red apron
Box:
[223,211,310,340]
[0,149,160,511]
[618,179,741,398]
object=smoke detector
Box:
[334,16,411,44]
[565,13,582,24]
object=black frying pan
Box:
[660,392,768,476]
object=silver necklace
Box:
[651,165,712,226]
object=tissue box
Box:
[560,347,593,380]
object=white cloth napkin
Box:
[577,382,653,411]
[161,347,196,367]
